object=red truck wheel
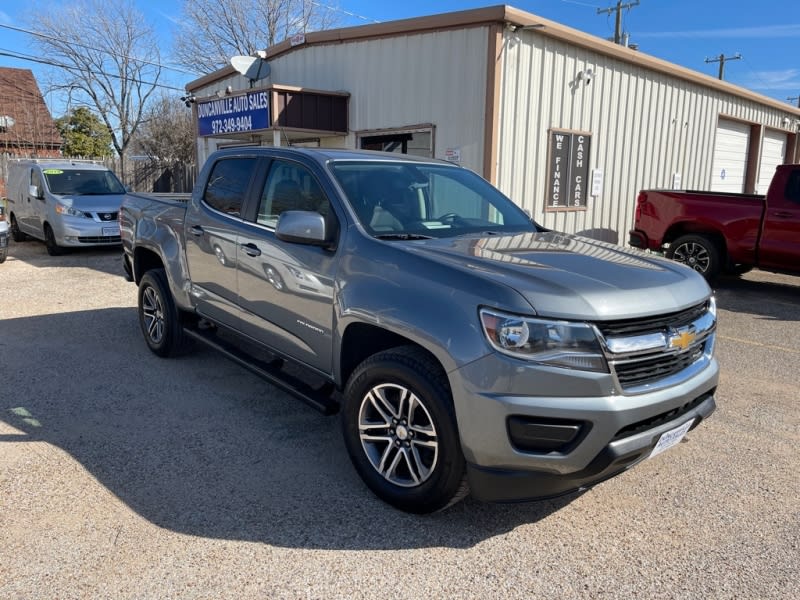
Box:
[667,234,721,281]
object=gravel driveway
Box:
[0,240,797,599]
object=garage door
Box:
[711,119,750,193]
[756,130,787,194]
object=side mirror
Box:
[276,210,330,246]
[28,184,43,200]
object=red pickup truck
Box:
[629,164,800,280]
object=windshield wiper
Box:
[374,233,434,240]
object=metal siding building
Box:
[187,5,800,246]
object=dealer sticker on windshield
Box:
[649,419,694,459]
[43,169,64,175]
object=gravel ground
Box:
[0,239,798,599]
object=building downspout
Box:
[482,23,504,184]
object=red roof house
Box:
[0,67,62,196]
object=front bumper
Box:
[467,392,715,502]
[52,216,121,246]
[450,352,719,503]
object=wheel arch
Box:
[337,323,450,393]
[663,223,727,258]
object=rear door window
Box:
[203,158,257,217]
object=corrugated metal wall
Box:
[194,27,490,171]
[496,30,794,244]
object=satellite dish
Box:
[230,55,271,84]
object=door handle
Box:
[189,225,204,236]
[772,211,793,218]
[241,243,262,257]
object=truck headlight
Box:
[480,308,608,372]
[55,203,88,218]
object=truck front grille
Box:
[595,300,715,394]
[595,302,707,337]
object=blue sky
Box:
[0,0,798,116]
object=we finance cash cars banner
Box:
[196,90,270,136]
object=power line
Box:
[596,1,640,45]
[0,48,186,93]
[705,53,741,80]
[0,22,200,77]
[310,1,380,23]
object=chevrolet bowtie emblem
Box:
[669,329,696,351]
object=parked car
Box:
[0,198,8,263]
[120,147,718,513]
[629,164,800,280]
[6,159,126,255]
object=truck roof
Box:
[210,146,454,167]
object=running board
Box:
[183,326,339,416]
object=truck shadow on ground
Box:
[713,273,799,321]
[0,308,579,551]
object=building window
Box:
[359,127,433,158]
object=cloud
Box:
[638,24,800,39]
[736,68,800,91]
[0,11,11,24]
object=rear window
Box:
[202,158,257,217]
[43,168,125,195]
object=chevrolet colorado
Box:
[120,147,718,513]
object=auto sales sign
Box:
[197,90,270,136]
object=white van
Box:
[6,159,126,255]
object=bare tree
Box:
[128,92,196,193]
[131,92,195,166]
[174,0,340,74]
[27,0,162,178]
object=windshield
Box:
[329,160,537,238]
[43,168,126,195]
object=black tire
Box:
[44,224,64,256]
[342,345,468,513]
[10,214,27,242]
[138,269,184,357]
[666,234,721,281]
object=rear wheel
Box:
[138,269,184,357]
[342,346,468,513]
[44,224,64,256]
[667,234,721,281]
[10,214,27,242]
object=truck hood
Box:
[403,231,711,320]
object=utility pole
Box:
[705,53,741,80]
[788,96,800,108]
[597,0,640,45]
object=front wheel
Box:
[138,269,184,357]
[342,346,468,513]
[44,224,64,256]
[667,234,721,281]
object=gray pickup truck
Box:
[120,147,718,513]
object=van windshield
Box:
[43,169,126,195]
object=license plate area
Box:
[649,418,694,459]
[102,226,120,237]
